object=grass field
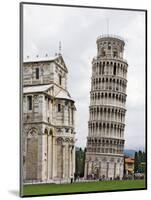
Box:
[23,179,146,196]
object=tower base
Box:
[84,153,124,180]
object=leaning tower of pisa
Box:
[84,35,128,180]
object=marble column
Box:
[62,144,65,178]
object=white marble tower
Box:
[84,35,128,180]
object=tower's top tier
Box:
[96,35,125,59]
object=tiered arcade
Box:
[84,35,128,180]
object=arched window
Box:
[102,62,105,74]
[59,74,62,85]
[99,63,102,74]
[102,50,106,56]
[49,129,53,135]
[113,63,116,75]
[108,43,111,50]
[36,68,39,79]
[44,129,48,135]
[58,103,61,112]
[113,51,117,57]
[27,96,32,110]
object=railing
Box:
[93,56,127,64]
[97,34,125,42]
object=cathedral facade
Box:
[22,54,76,184]
[84,35,128,180]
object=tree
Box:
[75,147,86,178]
[134,152,138,173]
[134,151,146,173]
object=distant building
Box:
[125,157,134,175]
[85,35,128,180]
[22,54,76,183]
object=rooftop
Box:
[56,90,74,101]
[23,84,74,102]
[23,55,59,63]
[125,157,134,164]
[97,34,125,44]
[23,84,53,93]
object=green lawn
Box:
[23,180,146,196]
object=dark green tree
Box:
[75,147,86,178]
[134,151,146,173]
[134,152,138,173]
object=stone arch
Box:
[98,93,100,99]
[44,128,48,135]
[56,137,63,144]
[27,127,38,138]
[99,63,102,74]
[103,123,106,128]
[119,94,121,102]
[49,128,53,135]
[92,93,94,100]
[26,128,38,180]
[65,137,70,143]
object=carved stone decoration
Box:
[27,128,38,138]
[34,95,39,103]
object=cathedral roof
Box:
[23,56,58,63]
[23,84,53,93]
[23,84,75,104]
[55,90,74,101]
[23,54,68,73]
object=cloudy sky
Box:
[23,4,146,150]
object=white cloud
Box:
[23,4,146,150]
